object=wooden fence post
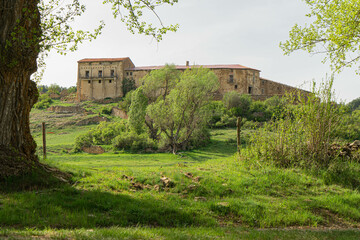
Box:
[42,122,46,160]
[237,117,242,155]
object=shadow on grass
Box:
[181,139,237,162]
[0,184,213,229]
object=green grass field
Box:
[2,122,360,239]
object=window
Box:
[261,89,264,94]
[229,75,234,83]
[88,80,91,84]
[261,80,265,85]
[85,71,89,78]
[109,80,112,83]
[98,70,102,77]
[126,72,129,76]
[130,72,133,76]
[110,70,114,77]
[248,86,253,94]
[234,85,238,89]
[99,80,101,83]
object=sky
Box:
[41,0,360,103]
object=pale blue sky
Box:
[42,0,360,102]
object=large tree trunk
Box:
[0,0,41,178]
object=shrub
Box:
[73,131,94,152]
[33,94,52,109]
[73,121,128,152]
[101,106,112,115]
[206,101,226,127]
[67,86,77,94]
[246,79,346,168]
[223,92,252,117]
[112,131,157,152]
[333,109,360,141]
[249,101,269,122]
[91,121,128,145]
[347,97,360,112]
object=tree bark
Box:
[0,0,41,178]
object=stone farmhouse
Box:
[76,57,306,102]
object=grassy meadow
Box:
[1,118,360,239]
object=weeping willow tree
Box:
[0,0,178,178]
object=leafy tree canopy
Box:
[280,0,360,73]
[33,0,179,81]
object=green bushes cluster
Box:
[208,94,286,128]
[33,94,52,109]
[100,106,112,115]
[74,121,156,153]
[245,80,346,168]
[334,109,360,141]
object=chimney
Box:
[186,61,189,67]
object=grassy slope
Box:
[2,104,360,239]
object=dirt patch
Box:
[111,107,128,119]
[75,116,109,126]
[82,146,105,154]
[47,106,87,114]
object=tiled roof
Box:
[126,64,260,71]
[78,58,130,63]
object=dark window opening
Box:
[261,80,265,85]
[130,72,133,76]
[99,80,101,84]
[261,88,265,94]
[98,70,103,77]
[110,70,114,77]
[248,86,253,94]
[234,85,238,89]
[88,80,91,84]
[109,80,112,83]
[229,75,234,83]
[85,71,89,78]
[126,72,129,76]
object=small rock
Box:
[187,184,197,190]
[193,176,201,182]
[131,182,144,190]
[217,202,229,207]
[194,197,207,202]
[184,172,193,179]
[160,176,174,188]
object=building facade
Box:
[76,57,306,102]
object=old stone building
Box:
[76,57,306,102]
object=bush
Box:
[67,86,77,94]
[347,97,360,112]
[73,121,159,153]
[101,107,112,115]
[223,92,252,117]
[249,101,269,122]
[73,131,94,152]
[73,121,128,152]
[246,79,346,168]
[112,131,157,152]
[206,101,226,127]
[33,94,52,109]
[333,110,360,141]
